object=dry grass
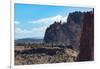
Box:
[15,44,78,65]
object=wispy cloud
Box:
[14,21,20,25]
[29,15,67,27]
[15,28,31,34]
[15,26,47,39]
[15,15,67,39]
[15,26,46,34]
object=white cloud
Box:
[15,15,67,39]
[32,26,47,32]
[29,15,67,26]
[14,21,20,25]
[15,26,46,34]
[15,28,31,34]
[15,26,47,39]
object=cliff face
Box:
[44,12,84,49]
[44,11,94,55]
[62,12,83,49]
[44,21,70,46]
[78,11,94,61]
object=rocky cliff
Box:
[44,11,94,54]
[44,21,70,46]
[62,12,83,50]
[78,11,94,61]
[44,11,84,50]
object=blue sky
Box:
[14,3,93,39]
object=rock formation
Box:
[62,12,83,50]
[44,12,84,50]
[78,11,94,61]
[44,11,94,61]
[44,21,70,46]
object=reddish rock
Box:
[78,11,94,61]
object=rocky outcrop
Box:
[78,11,94,61]
[44,11,94,59]
[44,21,70,46]
[44,12,84,50]
[62,12,83,49]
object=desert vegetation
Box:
[15,43,78,65]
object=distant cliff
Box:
[43,11,94,52]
